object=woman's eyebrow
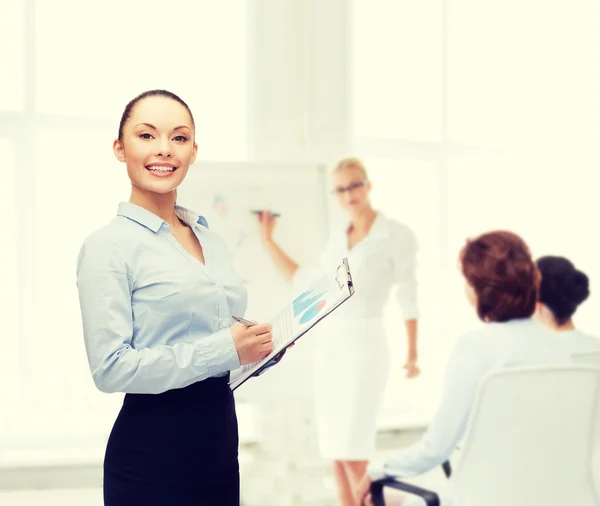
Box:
[134,123,190,131]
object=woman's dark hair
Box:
[536,256,590,325]
[117,90,195,141]
[460,231,540,323]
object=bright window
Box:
[351,1,442,142]
[0,0,25,111]
[0,139,19,420]
[35,0,248,160]
[447,0,600,147]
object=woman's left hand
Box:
[251,343,295,377]
[403,360,421,379]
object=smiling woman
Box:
[113,90,198,204]
[75,90,275,506]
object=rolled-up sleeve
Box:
[76,235,240,394]
[392,224,419,320]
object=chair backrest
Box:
[453,365,600,506]
[572,352,600,500]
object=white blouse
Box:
[368,318,600,479]
[559,329,600,354]
[296,212,419,321]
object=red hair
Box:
[460,231,540,322]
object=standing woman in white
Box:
[257,157,420,506]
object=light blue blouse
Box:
[76,202,247,394]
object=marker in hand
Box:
[251,210,281,218]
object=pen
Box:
[232,315,256,326]
[250,210,281,218]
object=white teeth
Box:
[147,166,175,172]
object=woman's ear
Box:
[190,141,198,165]
[113,138,126,163]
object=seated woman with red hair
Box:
[356,231,594,506]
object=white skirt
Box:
[313,316,390,460]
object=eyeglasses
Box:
[331,180,368,195]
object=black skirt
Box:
[104,376,239,506]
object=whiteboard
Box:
[177,162,329,404]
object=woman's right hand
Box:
[230,322,274,365]
[257,210,277,244]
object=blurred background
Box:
[1,0,600,504]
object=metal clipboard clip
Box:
[335,257,353,292]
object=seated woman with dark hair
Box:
[535,256,600,351]
[356,231,593,506]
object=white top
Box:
[296,212,418,321]
[560,328,600,353]
[368,318,600,479]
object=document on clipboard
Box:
[229,258,355,391]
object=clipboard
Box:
[229,258,355,391]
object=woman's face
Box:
[331,167,372,215]
[113,96,197,196]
